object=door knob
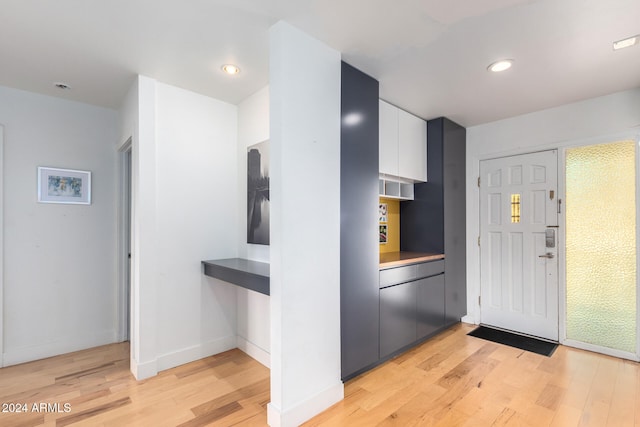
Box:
[538,253,554,259]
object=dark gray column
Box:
[442,118,467,323]
[340,62,380,381]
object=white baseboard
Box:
[461,315,477,325]
[2,330,117,367]
[130,357,158,380]
[236,336,270,368]
[267,381,344,427]
[155,335,237,373]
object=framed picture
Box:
[379,203,388,222]
[37,167,91,205]
[247,140,270,245]
[379,224,387,243]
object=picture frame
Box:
[37,167,91,205]
[247,140,270,245]
[379,224,387,243]
[379,203,388,222]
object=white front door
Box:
[480,150,559,341]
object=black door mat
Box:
[468,326,558,357]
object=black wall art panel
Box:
[247,140,270,245]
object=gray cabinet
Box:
[416,274,445,339]
[441,119,467,323]
[340,62,380,381]
[380,282,416,358]
[379,259,445,358]
[401,117,466,325]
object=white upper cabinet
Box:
[379,100,399,176]
[398,108,427,182]
[378,99,427,182]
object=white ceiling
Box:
[1,0,639,126]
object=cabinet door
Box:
[416,274,445,340]
[398,109,427,182]
[379,100,399,177]
[380,282,416,358]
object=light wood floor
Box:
[0,323,639,426]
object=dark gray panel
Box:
[202,258,270,295]
[416,274,445,339]
[402,117,466,323]
[400,118,444,253]
[379,264,417,288]
[416,259,445,279]
[443,118,467,322]
[340,61,380,380]
[379,282,417,358]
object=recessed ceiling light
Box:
[613,35,639,50]
[54,82,71,90]
[487,59,513,72]
[221,64,240,75]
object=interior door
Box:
[480,150,559,341]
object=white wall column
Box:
[268,21,343,427]
[130,75,158,379]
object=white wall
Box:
[118,78,139,368]
[237,86,271,367]
[268,22,343,427]
[155,82,239,370]
[128,76,159,379]
[119,77,240,378]
[0,86,118,366]
[465,88,640,324]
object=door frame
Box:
[471,129,640,361]
[117,138,133,342]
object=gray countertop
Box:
[202,258,270,296]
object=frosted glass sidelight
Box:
[566,140,636,353]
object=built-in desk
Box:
[202,258,270,296]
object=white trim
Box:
[130,356,158,381]
[562,339,640,362]
[267,382,344,427]
[2,330,117,367]
[116,138,133,342]
[558,147,567,343]
[0,125,4,367]
[156,335,237,372]
[236,336,270,368]
[460,315,477,325]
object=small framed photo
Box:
[379,224,387,243]
[379,203,388,222]
[37,167,91,205]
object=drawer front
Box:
[416,274,445,340]
[379,282,417,358]
[379,265,417,288]
[416,260,445,279]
